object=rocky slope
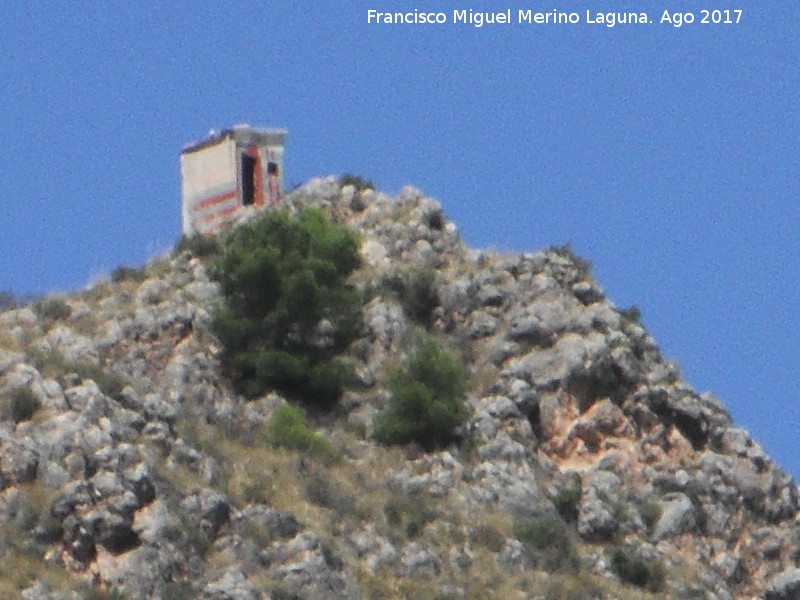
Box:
[0,176,798,600]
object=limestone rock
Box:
[180,489,231,541]
[401,542,442,578]
[265,532,361,600]
[0,438,38,488]
[204,568,260,600]
[766,568,800,600]
[0,179,797,599]
[578,487,619,542]
[653,493,696,541]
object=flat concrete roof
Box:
[182,125,288,155]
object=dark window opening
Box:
[241,154,256,206]
[267,161,279,175]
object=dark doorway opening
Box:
[241,154,256,206]
[267,161,279,175]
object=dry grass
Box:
[0,550,72,597]
[0,483,71,596]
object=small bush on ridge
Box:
[377,268,439,325]
[7,388,40,423]
[608,546,665,591]
[174,233,222,258]
[111,265,146,283]
[339,173,374,191]
[619,305,642,323]
[548,244,592,278]
[33,296,71,322]
[513,514,580,573]
[373,337,469,450]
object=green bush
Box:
[424,209,445,231]
[402,269,439,325]
[34,296,71,322]
[470,522,506,553]
[373,337,470,450]
[608,546,665,591]
[552,475,582,524]
[264,403,342,464]
[210,207,361,403]
[377,268,439,325]
[7,387,40,423]
[110,265,145,283]
[174,233,222,258]
[513,514,580,573]
[303,471,355,515]
[339,173,374,191]
[638,501,662,532]
[384,496,438,539]
[548,244,592,278]
[619,305,642,324]
[160,579,197,600]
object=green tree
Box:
[210,207,361,403]
[374,337,470,450]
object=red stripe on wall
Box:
[192,188,239,212]
[194,203,240,226]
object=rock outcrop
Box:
[0,176,796,599]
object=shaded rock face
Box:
[766,568,800,600]
[0,176,797,599]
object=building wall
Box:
[262,143,285,207]
[181,137,239,235]
[181,127,287,236]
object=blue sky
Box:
[1,2,798,477]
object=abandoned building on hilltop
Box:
[181,125,287,235]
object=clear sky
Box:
[1,2,798,477]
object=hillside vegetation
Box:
[0,176,798,600]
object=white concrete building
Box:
[181,125,287,235]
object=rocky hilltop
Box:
[1,177,799,600]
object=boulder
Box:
[180,489,231,541]
[231,505,301,544]
[0,439,39,488]
[349,525,399,572]
[266,532,361,600]
[21,581,66,600]
[465,310,499,339]
[37,325,99,365]
[653,493,696,541]
[136,278,170,306]
[204,568,259,600]
[401,542,442,578]
[578,487,619,542]
[64,380,108,420]
[766,568,800,600]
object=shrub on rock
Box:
[374,337,469,450]
[513,513,580,573]
[264,403,342,465]
[210,207,361,404]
